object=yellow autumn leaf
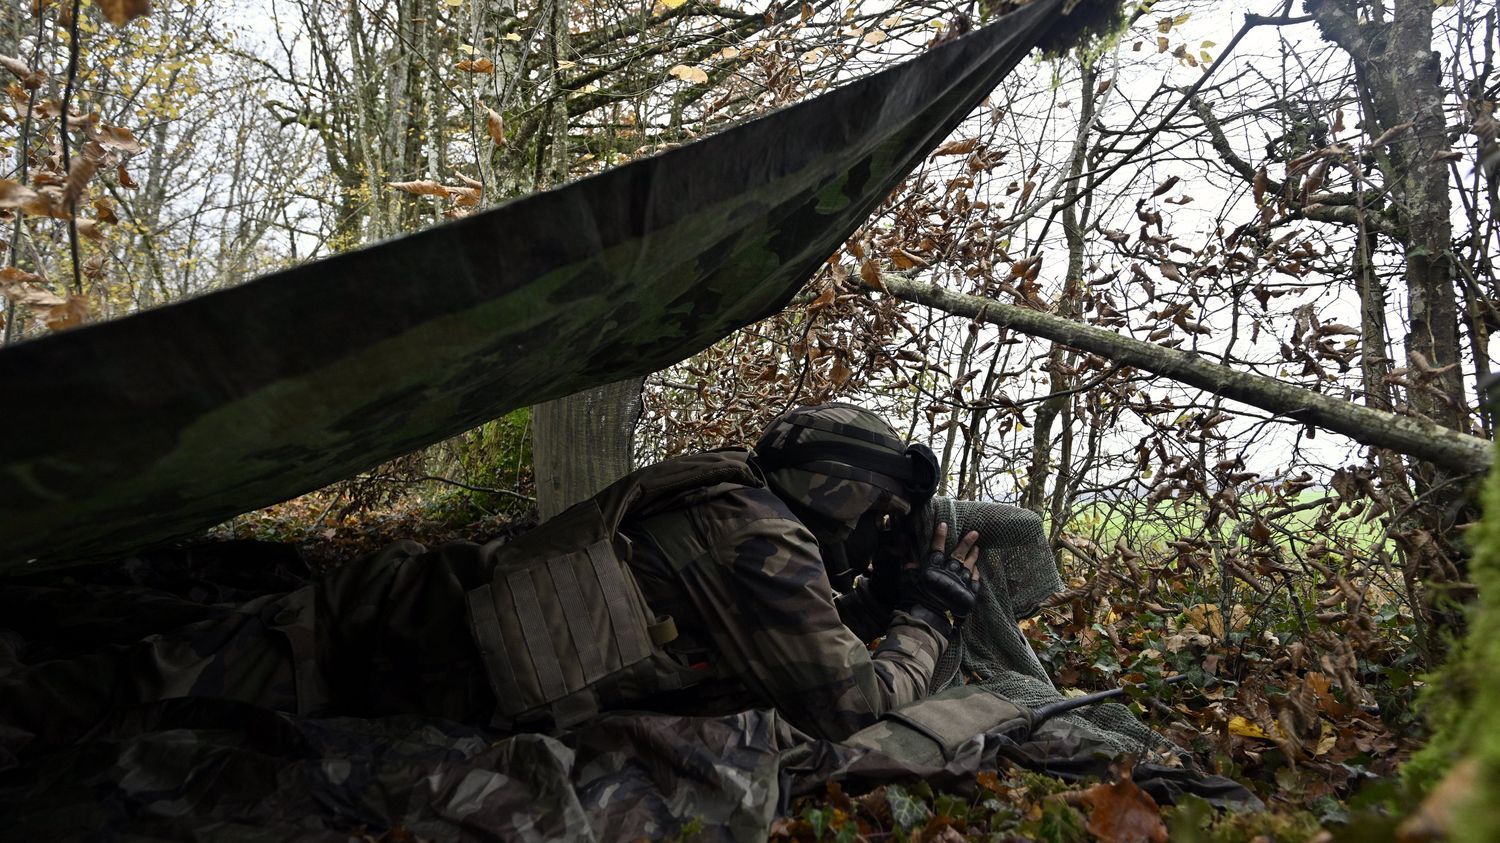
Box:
[503,32,522,41]
[443,0,462,7]
[1228,716,1270,740]
[1314,720,1338,756]
[862,30,887,46]
[661,0,688,7]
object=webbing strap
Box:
[584,539,650,664]
[550,689,600,729]
[466,584,524,709]
[508,569,569,701]
[783,413,904,451]
[547,554,608,683]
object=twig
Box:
[3,7,49,344]
[365,472,537,503]
[1043,3,1311,228]
[60,0,82,295]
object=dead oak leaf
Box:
[43,294,88,331]
[0,54,45,89]
[90,123,144,154]
[484,105,505,147]
[387,180,450,197]
[1078,776,1168,843]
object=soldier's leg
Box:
[1,539,494,763]
[0,585,324,762]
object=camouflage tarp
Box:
[0,0,1086,573]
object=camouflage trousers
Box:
[0,541,497,763]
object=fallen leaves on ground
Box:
[1071,763,1168,843]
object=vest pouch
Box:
[466,498,672,729]
[842,686,1034,766]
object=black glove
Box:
[898,548,979,637]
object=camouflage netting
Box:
[921,496,1178,758]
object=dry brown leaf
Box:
[387,180,450,197]
[91,123,144,154]
[0,179,62,217]
[455,58,495,73]
[64,154,100,205]
[97,0,151,27]
[0,178,40,210]
[75,217,104,241]
[0,55,45,89]
[1080,775,1168,843]
[43,294,88,330]
[829,358,852,388]
[449,186,481,208]
[932,137,979,156]
[93,198,118,224]
[0,265,45,287]
[889,249,927,270]
[484,106,505,147]
[116,162,139,189]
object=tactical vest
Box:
[464,448,763,730]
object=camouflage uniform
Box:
[2,418,947,759]
[621,475,945,740]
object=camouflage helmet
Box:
[753,403,939,532]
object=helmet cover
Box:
[754,403,938,538]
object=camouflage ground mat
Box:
[0,703,1258,843]
[0,543,1258,842]
[0,0,1091,573]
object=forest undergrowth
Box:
[217,482,1443,843]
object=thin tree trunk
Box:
[1023,59,1094,514]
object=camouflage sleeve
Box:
[687,512,947,741]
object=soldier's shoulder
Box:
[676,484,811,556]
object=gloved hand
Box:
[897,521,980,637]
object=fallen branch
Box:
[877,274,1492,473]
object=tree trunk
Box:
[1023,58,1094,515]
[532,377,645,519]
[526,0,646,520]
[1310,0,1475,639]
